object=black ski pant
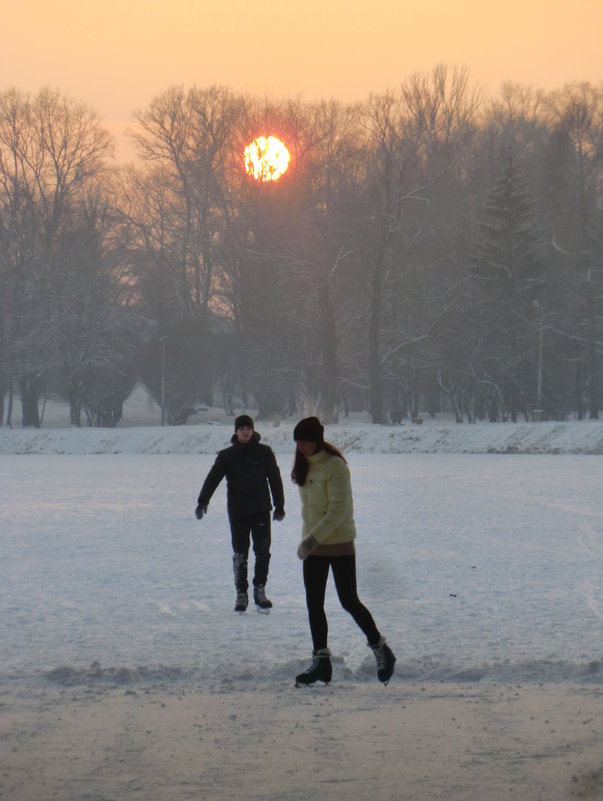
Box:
[229,510,271,591]
[302,554,381,651]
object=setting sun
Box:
[244,135,290,182]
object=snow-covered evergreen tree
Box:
[471,149,546,421]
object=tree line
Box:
[0,66,601,427]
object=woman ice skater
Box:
[291,416,396,686]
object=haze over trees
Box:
[0,67,601,426]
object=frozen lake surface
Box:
[2,452,603,689]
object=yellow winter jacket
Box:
[298,449,356,546]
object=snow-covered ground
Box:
[1,435,602,690]
[2,387,603,692]
[3,401,603,801]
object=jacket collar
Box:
[230,431,261,446]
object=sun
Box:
[244,135,290,182]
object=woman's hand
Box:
[297,535,319,560]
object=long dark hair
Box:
[291,441,346,486]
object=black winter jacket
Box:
[197,432,285,516]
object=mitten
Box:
[273,509,285,522]
[195,504,208,520]
[297,535,319,560]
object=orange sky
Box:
[2,0,602,161]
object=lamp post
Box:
[160,335,167,426]
[536,325,543,409]
[532,300,543,421]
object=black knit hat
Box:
[293,416,324,443]
[234,414,254,431]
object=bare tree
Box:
[266,100,366,422]
[0,87,111,426]
[361,66,482,422]
[543,82,603,419]
[126,85,246,327]
[120,86,250,419]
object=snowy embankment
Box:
[0,418,602,455]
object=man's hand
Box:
[273,509,285,522]
[195,504,208,520]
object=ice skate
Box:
[295,648,332,687]
[234,590,248,613]
[369,637,396,684]
[253,584,272,613]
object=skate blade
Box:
[295,679,330,688]
[255,605,271,615]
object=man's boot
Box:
[253,584,272,612]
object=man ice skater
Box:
[195,415,285,612]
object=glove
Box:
[195,504,208,520]
[273,509,285,522]
[297,535,319,560]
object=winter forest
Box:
[0,66,602,429]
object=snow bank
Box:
[0,419,602,455]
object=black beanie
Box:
[293,416,324,443]
[234,414,254,431]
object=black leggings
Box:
[302,554,380,651]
